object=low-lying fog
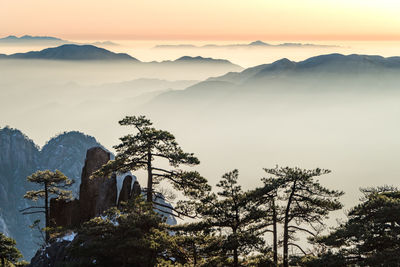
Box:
[1,41,400,218]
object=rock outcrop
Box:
[49,199,80,228]
[0,128,102,260]
[118,175,133,207]
[48,147,119,227]
[79,147,117,223]
[0,128,175,262]
[132,180,141,198]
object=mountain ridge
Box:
[0,35,119,47]
[0,44,241,68]
[6,44,137,61]
[148,53,400,106]
[154,41,338,49]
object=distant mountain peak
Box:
[249,40,270,46]
[0,35,63,41]
[3,35,18,39]
[174,55,233,65]
[6,44,139,61]
[176,55,212,61]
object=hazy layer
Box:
[1,42,400,218]
[3,40,400,67]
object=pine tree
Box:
[250,174,286,266]
[172,223,227,266]
[314,186,400,266]
[22,170,73,242]
[69,197,180,267]
[263,167,343,267]
[193,170,267,267]
[0,232,22,267]
[96,115,210,218]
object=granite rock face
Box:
[0,127,40,260]
[79,147,117,223]
[0,127,176,262]
[118,175,133,207]
[40,132,102,198]
[49,199,80,228]
[132,180,142,198]
[0,128,103,260]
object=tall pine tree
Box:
[22,170,73,242]
[314,186,400,266]
[96,115,210,218]
[263,167,343,267]
[0,232,22,267]
[193,170,267,267]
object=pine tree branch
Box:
[288,242,308,255]
[287,225,316,237]
[22,211,45,215]
[151,167,174,174]
[19,206,45,212]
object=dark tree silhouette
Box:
[0,232,22,266]
[263,167,343,267]
[96,115,210,218]
[315,186,400,266]
[22,170,73,242]
[191,170,267,267]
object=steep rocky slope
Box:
[0,127,176,260]
[0,128,103,259]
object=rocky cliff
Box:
[0,127,40,260]
[0,127,106,260]
[0,127,175,261]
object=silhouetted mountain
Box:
[5,44,137,61]
[151,56,242,71]
[0,35,120,47]
[174,56,233,64]
[0,45,243,71]
[0,35,65,43]
[91,41,119,46]
[208,54,400,84]
[248,40,270,46]
[154,41,337,49]
[149,53,400,106]
[0,35,72,47]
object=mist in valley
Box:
[1,44,400,217]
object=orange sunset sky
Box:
[1,0,400,41]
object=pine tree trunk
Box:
[146,148,153,203]
[272,199,278,266]
[233,247,238,267]
[45,181,49,243]
[1,257,5,267]
[193,242,197,266]
[283,216,289,267]
[283,181,297,267]
[232,225,239,267]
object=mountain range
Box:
[0,44,242,69]
[0,35,118,47]
[148,53,400,107]
[154,40,338,49]
[0,44,136,61]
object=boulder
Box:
[79,147,117,223]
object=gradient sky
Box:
[1,0,400,41]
